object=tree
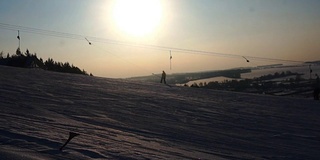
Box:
[0,51,3,59]
[25,49,31,57]
[16,48,22,56]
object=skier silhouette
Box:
[160,70,166,84]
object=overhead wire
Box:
[0,22,305,64]
[85,38,160,77]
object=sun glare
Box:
[112,0,163,37]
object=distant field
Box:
[184,65,320,85]
[242,65,320,79]
[179,76,241,86]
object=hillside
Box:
[0,66,319,159]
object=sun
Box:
[112,0,163,37]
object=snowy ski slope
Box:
[0,66,319,159]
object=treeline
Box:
[0,48,91,76]
[43,58,88,75]
[255,71,296,81]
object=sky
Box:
[0,0,320,78]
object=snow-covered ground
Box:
[0,66,319,160]
[180,76,241,86]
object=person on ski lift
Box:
[160,70,166,84]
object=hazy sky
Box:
[0,0,319,78]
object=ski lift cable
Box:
[0,22,305,64]
[0,23,83,39]
[86,40,158,77]
[0,25,85,41]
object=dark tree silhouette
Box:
[43,57,87,75]
[0,48,89,75]
[16,48,22,56]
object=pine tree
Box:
[16,48,22,56]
